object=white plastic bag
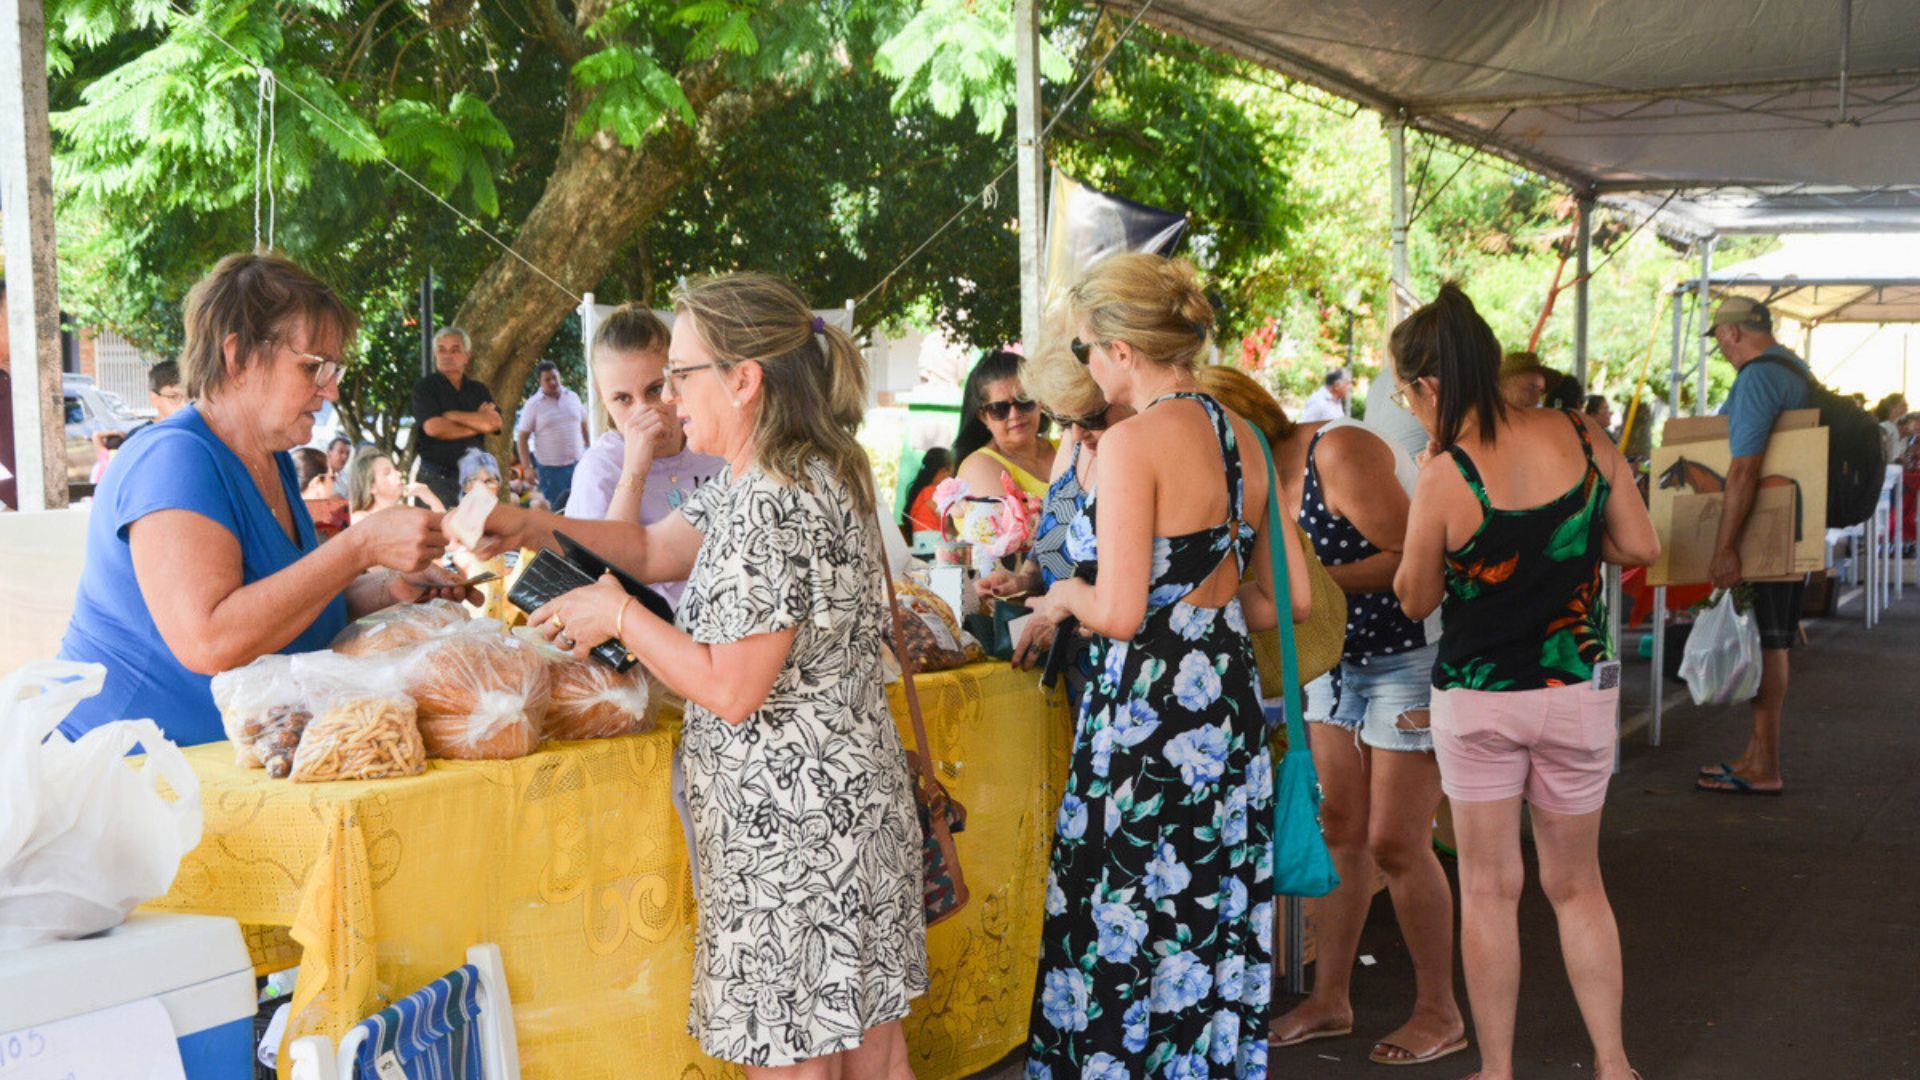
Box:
[1679,591,1763,707]
[0,661,204,951]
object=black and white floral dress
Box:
[675,459,928,1066]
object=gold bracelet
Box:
[616,595,638,645]
[615,472,645,493]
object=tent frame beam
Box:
[1403,69,1920,117]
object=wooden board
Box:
[1649,421,1829,586]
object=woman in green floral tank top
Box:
[1390,285,1659,1080]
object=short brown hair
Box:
[179,252,357,401]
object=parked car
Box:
[63,374,145,486]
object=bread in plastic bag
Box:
[330,597,470,656]
[513,627,656,740]
[288,651,426,782]
[404,620,549,759]
[1679,589,1763,706]
[0,662,204,949]
[212,653,312,776]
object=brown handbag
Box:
[883,570,971,927]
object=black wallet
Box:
[505,531,674,672]
[1041,562,1098,689]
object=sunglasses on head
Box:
[981,397,1038,421]
[1045,405,1111,432]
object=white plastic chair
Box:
[283,944,519,1080]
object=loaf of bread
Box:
[405,622,550,759]
[509,627,655,740]
[331,598,470,656]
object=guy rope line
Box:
[168,2,583,303]
[855,0,1159,308]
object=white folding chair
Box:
[285,944,520,1080]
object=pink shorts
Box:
[1429,684,1618,815]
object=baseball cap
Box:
[1704,295,1772,335]
[1500,351,1549,379]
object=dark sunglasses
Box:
[980,397,1039,421]
[1070,338,1104,365]
[1045,405,1111,432]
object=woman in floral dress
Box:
[505,273,927,1077]
[1026,254,1311,1079]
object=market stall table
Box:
[144,661,1073,1079]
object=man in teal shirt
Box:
[1700,297,1807,796]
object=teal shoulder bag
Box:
[1250,425,1340,899]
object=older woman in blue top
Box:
[58,252,464,746]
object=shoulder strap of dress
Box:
[1563,408,1597,467]
[1194,393,1244,521]
[1446,446,1493,512]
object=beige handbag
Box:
[1251,521,1347,695]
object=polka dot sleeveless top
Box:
[1298,423,1429,666]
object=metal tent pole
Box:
[1650,290,1685,749]
[580,292,602,437]
[1,0,67,510]
[1013,0,1046,353]
[1696,237,1715,416]
[1574,196,1593,387]
[1388,117,1410,327]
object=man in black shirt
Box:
[410,327,501,506]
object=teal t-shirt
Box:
[1720,345,1811,458]
[57,405,348,746]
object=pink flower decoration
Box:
[932,477,970,518]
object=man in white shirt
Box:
[1298,367,1351,423]
[514,361,589,511]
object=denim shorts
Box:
[1303,644,1439,753]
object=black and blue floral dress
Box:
[1027,393,1275,1080]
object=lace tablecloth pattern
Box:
[147,661,1071,1079]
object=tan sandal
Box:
[1269,1020,1353,1047]
[1370,1033,1469,1066]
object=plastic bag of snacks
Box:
[212,654,312,777]
[890,575,971,672]
[287,652,426,783]
[330,597,469,657]
[513,628,656,740]
[404,620,550,759]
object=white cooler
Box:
[0,912,256,1079]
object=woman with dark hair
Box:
[1393,283,1657,1080]
[900,447,953,536]
[952,349,1055,502]
[1200,367,1465,1067]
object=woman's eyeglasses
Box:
[1391,378,1419,411]
[1070,338,1105,365]
[1044,406,1110,432]
[663,362,716,394]
[981,397,1039,421]
[277,342,343,388]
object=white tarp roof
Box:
[1707,233,1920,323]
[1116,0,1920,234]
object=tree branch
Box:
[525,0,589,66]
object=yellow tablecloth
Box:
[146,661,1071,1079]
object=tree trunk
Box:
[451,63,798,460]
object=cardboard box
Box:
[1649,410,1829,586]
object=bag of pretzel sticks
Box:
[287,651,427,782]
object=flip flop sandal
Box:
[1270,1022,1353,1048]
[1694,772,1782,796]
[1370,1034,1469,1066]
[1697,760,1736,778]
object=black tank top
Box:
[1434,410,1612,692]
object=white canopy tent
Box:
[1705,233,1920,325]
[998,1,1920,803]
